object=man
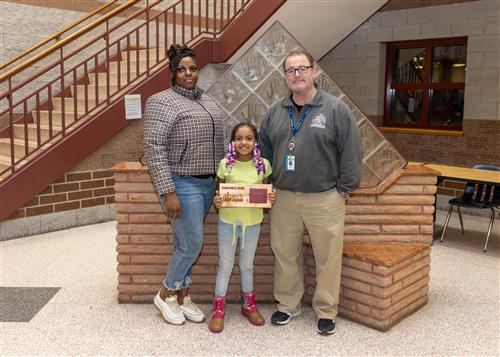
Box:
[259,48,362,335]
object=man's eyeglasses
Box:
[284,65,313,76]
[177,65,198,73]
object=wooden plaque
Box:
[219,183,273,208]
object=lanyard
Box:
[288,105,311,137]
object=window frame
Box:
[383,37,467,130]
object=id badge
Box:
[285,155,296,171]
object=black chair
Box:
[439,164,500,252]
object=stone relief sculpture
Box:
[241,54,266,82]
[256,72,288,106]
[234,94,267,129]
[222,79,237,104]
[205,21,406,188]
[265,29,286,57]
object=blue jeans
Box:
[159,174,215,290]
[214,219,261,296]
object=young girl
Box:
[208,122,275,333]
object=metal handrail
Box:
[0,0,120,71]
[0,0,140,82]
[0,0,253,179]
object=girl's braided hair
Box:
[167,44,196,85]
[225,122,266,176]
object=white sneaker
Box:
[180,296,205,322]
[154,292,186,325]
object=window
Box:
[384,38,467,130]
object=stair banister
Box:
[0,0,120,71]
[0,0,140,83]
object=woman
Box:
[143,44,224,325]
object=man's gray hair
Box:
[282,47,314,70]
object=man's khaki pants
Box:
[270,188,345,319]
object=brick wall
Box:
[437,179,466,197]
[7,169,115,220]
[113,162,438,303]
[381,121,500,168]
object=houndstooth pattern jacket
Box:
[143,85,224,195]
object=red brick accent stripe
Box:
[5,169,115,221]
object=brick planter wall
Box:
[344,172,436,244]
[304,242,431,331]
[113,162,438,307]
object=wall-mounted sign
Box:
[124,94,142,120]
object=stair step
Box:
[0,154,12,165]
[108,61,150,74]
[122,49,166,62]
[51,97,96,113]
[72,84,119,100]
[0,138,39,159]
[31,110,80,126]
[88,71,139,86]
[0,154,12,172]
[118,56,165,66]
[13,123,63,142]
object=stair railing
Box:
[396,61,424,84]
[0,0,120,72]
[0,0,252,179]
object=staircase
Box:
[0,47,166,174]
[0,0,286,220]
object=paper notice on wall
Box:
[124,94,142,119]
[408,97,415,113]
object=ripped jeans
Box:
[159,174,215,291]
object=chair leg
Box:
[457,207,465,234]
[483,208,496,253]
[440,205,454,243]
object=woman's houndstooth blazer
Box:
[143,85,224,195]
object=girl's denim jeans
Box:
[214,219,261,297]
[159,174,215,290]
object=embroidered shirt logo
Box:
[310,113,326,128]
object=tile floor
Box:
[1,210,498,356]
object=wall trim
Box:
[379,127,465,136]
[0,204,115,241]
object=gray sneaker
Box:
[180,296,205,322]
[317,318,336,334]
[270,307,302,325]
[154,292,186,325]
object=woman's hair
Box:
[226,122,266,175]
[167,44,196,85]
